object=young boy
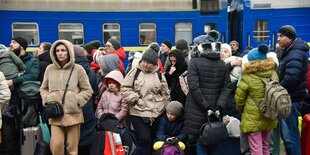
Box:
[153,101,187,151]
[0,49,26,80]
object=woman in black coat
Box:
[165,49,187,105]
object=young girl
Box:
[235,44,278,155]
[96,70,128,127]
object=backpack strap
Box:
[132,68,162,89]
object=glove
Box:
[2,105,15,118]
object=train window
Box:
[103,23,121,44]
[201,0,220,13]
[139,23,157,45]
[175,23,192,44]
[254,20,269,42]
[58,23,84,45]
[12,22,39,46]
[204,24,216,34]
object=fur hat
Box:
[247,44,269,61]
[230,40,239,47]
[107,38,121,50]
[12,36,28,50]
[142,47,158,65]
[166,101,184,118]
[221,43,232,57]
[73,45,85,58]
[198,42,222,54]
[83,40,101,54]
[278,25,296,40]
[162,40,172,49]
[206,30,220,42]
[176,39,189,51]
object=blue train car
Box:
[229,0,310,51]
[0,0,228,53]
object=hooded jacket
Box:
[235,58,278,133]
[277,38,309,102]
[121,62,170,118]
[38,51,52,82]
[184,42,231,134]
[40,40,93,126]
[0,71,10,128]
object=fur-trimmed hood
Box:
[50,40,75,69]
[190,42,222,59]
[243,58,275,76]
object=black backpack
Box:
[121,127,141,155]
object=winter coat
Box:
[0,71,11,128]
[184,44,231,135]
[121,62,170,118]
[75,56,98,147]
[235,58,278,133]
[96,70,128,123]
[40,40,93,126]
[164,51,188,105]
[307,63,310,96]
[155,113,187,142]
[277,38,309,102]
[37,51,52,82]
[0,50,26,80]
[12,53,39,85]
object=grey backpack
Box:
[250,72,292,119]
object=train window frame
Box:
[58,23,84,45]
[204,23,216,34]
[102,23,121,44]
[139,23,157,45]
[253,20,269,42]
[175,22,193,45]
[200,0,220,13]
[11,22,40,46]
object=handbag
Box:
[44,66,74,119]
[38,113,50,143]
[199,111,228,146]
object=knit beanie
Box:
[142,47,158,65]
[148,42,160,53]
[73,45,85,58]
[221,43,232,57]
[230,40,239,47]
[176,39,189,51]
[194,35,208,45]
[83,40,101,54]
[162,40,172,49]
[107,38,121,50]
[12,36,28,50]
[278,25,296,40]
[247,44,269,61]
[166,101,184,118]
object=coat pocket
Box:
[63,91,80,114]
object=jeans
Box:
[280,101,301,155]
[195,136,218,155]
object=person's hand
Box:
[6,80,13,87]
[230,57,242,66]
[169,66,176,75]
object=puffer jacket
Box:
[277,38,309,102]
[0,71,11,128]
[40,40,93,126]
[235,58,278,133]
[121,62,170,118]
[184,42,231,135]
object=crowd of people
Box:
[0,24,309,155]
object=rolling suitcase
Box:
[21,126,41,155]
[301,114,310,155]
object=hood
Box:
[75,56,91,73]
[243,58,275,77]
[105,70,124,85]
[242,52,279,70]
[290,38,310,53]
[50,40,75,69]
